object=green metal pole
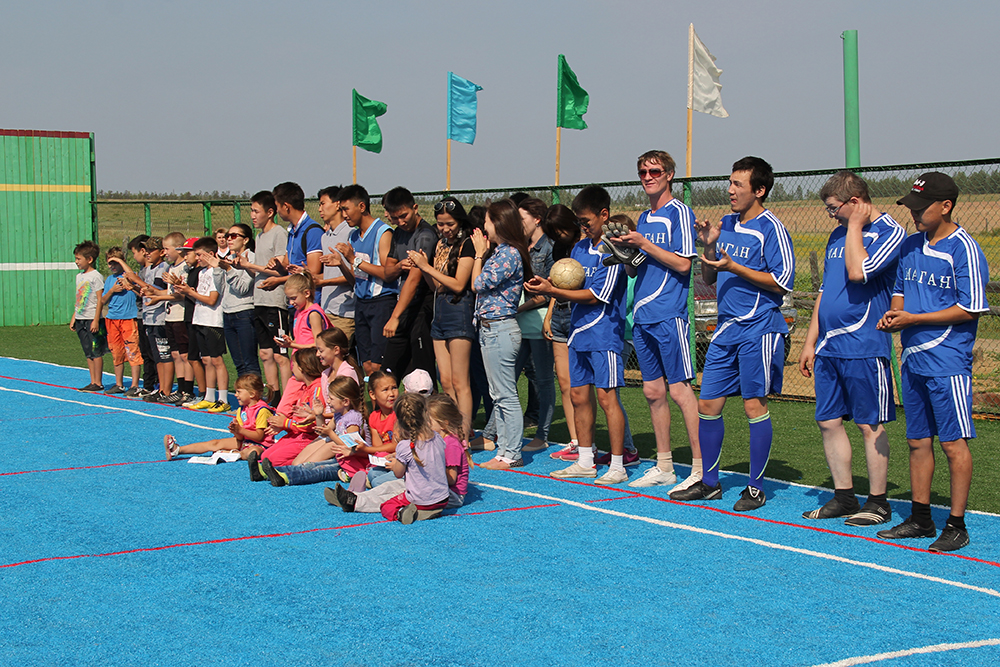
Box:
[550,186,560,205]
[234,201,241,226]
[203,202,212,236]
[684,180,697,378]
[842,30,861,169]
[144,203,151,236]
[89,133,98,243]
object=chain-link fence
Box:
[93,158,1000,414]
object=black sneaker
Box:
[134,388,154,398]
[929,525,970,552]
[261,458,287,487]
[670,480,723,501]
[733,486,767,512]
[248,450,266,482]
[104,385,126,395]
[77,383,102,392]
[324,484,356,512]
[143,391,164,403]
[161,391,185,405]
[877,517,936,540]
[124,386,143,398]
[803,495,860,520]
[844,500,892,527]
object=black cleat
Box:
[877,516,936,540]
[670,480,723,501]
[844,500,891,527]
[803,495,860,520]
[928,526,970,552]
[733,485,766,512]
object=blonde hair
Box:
[234,374,264,400]
[285,272,315,296]
[425,393,464,443]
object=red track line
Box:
[0,459,164,476]
[491,466,1000,568]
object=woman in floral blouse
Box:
[471,199,534,469]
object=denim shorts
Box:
[550,301,572,343]
[431,291,475,341]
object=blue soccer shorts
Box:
[699,332,784,400]
[902,367,975,442]
[814,356,896,425]
[632,318,694,384]
[568,348,624,390]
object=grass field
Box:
[4,324,998,515]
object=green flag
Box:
[352,89,388,154]
[557,54,589,130]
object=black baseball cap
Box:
[897,172,959,209]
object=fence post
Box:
[233,202,241,226]
[203,202,212,236]
[144,203,151,235]
[550,186,560,205]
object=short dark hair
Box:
[338,184,371,213]
[571,185,611,216]
[731,156,774,202]
[273,182,305,211]
[541,204,580,246]
[819,171,871,204]
[74,240,100,262]
[317,185,343,202]
[192,236,219,254]
[509,191,531,206]
[250,190,276,212]
[381,186,415,213]
[127,235,150,252]
[518,197,548,223]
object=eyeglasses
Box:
[434,200,457,213]
[825,202,846,217]
[638,168,665,179]
[226,233,247,239]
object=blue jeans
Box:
[367,466,398,488]
[224,309,260,378]
[278,460,341,486]
[516,337,554,441]
[479,318,523,461]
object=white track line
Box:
[810,638,1000,666]
[474,482,1000,599]
[0,386,228,434]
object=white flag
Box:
[689,26,729,118]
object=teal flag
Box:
[557,54,589,130]
[447,71,483,145]
[352,89,388,154]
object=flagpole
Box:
[352,145,357,184]
[555,126,562,186]
[686,23,694,179]
[447,138,452,191]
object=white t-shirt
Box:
[74,269,104,320]
[192,267,225,328]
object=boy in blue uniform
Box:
[799,171,905,525]
[607,150,703,491]
[876,172,988,552]
[526,186,629,484]
[675,157,795,511]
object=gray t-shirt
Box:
[388,218,439,311]
[223,249,255,313]
[320,221,355,318]
[252,223,289,308]
[141,261,169,326]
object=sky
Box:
[3,0,998,196]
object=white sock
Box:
[610,454,624,472]
[218,389,228,405]
[657,452,674,474]
[690,458,703,479]
[205,388,216,403]
[578,446,594,469]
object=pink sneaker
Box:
[550,444,579,461]
[595,449,641,467]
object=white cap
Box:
[402,369,434,395]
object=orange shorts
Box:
[106,318,142,366]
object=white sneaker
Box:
[594,468,629,485]
[669,472,703,495]
[550,462,597,479]
[627,466,677,488]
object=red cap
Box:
[181,237,198,249]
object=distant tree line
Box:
[97,190,252,200]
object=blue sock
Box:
[699,414,724,487]
[748,412,772,490]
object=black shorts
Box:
[192,324,227,358]
[186,322,201,361]
[355,295,396,365]
[254,306,291,353]
[145,324,172,364]
[74,319,108,360]
[165,321,189,355]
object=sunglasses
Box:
[434,200,457,213]
[226,233,247,239]
[638,168,665,179]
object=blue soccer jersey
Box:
[567,239,626,353]
[893,226,989,376]
[712,210,795,345]
[350,218,399,300]
[815,213,905,358]
[632,199,697,325]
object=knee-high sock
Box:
[699,413,724,487]
[748,412,772,490]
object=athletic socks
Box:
[610,454,624,473]
[656,451,674,474]
[699,414,724,487]
[689,457,703,480]
[205,388,217,403]
[747,412,772,491]
[911,501,933,528]
[578,446,595,469]
[946,514,966,531]
[867,492,890,511]
[218,389,228,405]
[835,488,856,504]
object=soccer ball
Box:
[549,258,585,290]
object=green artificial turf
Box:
[3,324,998,514]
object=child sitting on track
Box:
[163,375,274,460]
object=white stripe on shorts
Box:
[950,375,973,439]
